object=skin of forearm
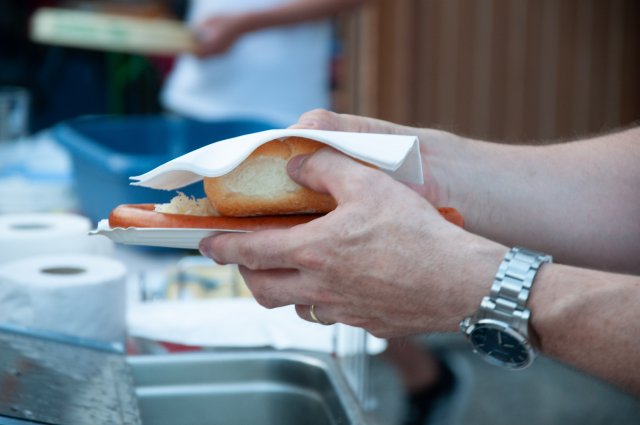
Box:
[417,125,640,395]
[529,264,640,396]
[235,0,367,33]
[421,127,640,275]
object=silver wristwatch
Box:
[460,247,552,369]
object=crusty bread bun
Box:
[203,137,337,217]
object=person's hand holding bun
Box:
[108,134,463,230]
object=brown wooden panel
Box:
[555,0,579,140]
[604,0,625,129]
[620,0,640,125]
[340,0,640,143]
[504,0,529,141]
[454,0,476,135]
[488,0,510,140]
[414,0,441,128]
[588,0,611,134]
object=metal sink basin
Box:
[128,351,369,425]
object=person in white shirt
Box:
[162,0,365,127]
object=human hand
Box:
[193,15,247,57]
[199,147,506,337]
[290,108,408,134]
[290,109,456,206]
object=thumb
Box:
[287,148,376,204]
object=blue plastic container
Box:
[54,115,277,223]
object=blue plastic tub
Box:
[54,115,277,223]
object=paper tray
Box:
[90,219,246,250]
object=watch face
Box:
[469,322,532,368]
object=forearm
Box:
[234,0,366,33]
[528,264,640,396]
[424,127,640,274]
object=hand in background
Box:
[190,0,368,58]
[194,15,247,57]
[290,109,457,208]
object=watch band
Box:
[481,247,553,326]
[460,246,553,369]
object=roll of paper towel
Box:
[0,254,127,344]
[0,213,113,264]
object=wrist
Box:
[463,239,510,312]
[420,131,497,229]
[527,262,578,354]
[446,236,508,330]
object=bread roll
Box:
[204,137,337,217]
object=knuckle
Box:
[350,167,387,200]
[337,166,372,195]
[242,272,276,309]
[306,108,332,121]
[353,166,379,189]
[300,152,326,176]
[292,246,328,270]
[237,243,259,269]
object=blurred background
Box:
[1,0,183,130]
[3,0,638,140]
[0,1,639,425]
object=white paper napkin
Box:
[130,129,423,190]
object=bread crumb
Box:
[155,192,218,216]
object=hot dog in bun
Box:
[108,137,464,230]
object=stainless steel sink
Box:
[0,324,369,425]
[128,351,369,425]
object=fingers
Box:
[237,267,339,316]
[199,228,302,270]
[295,304,335,326]
[192,17,240,57]
[289,109,393,133]
[238,267,314,308]
[289,109,348,131]
[193,26,220,57]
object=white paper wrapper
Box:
[130,129,423,189]
[128,298,386,355]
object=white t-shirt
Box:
[162,0,332,127]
